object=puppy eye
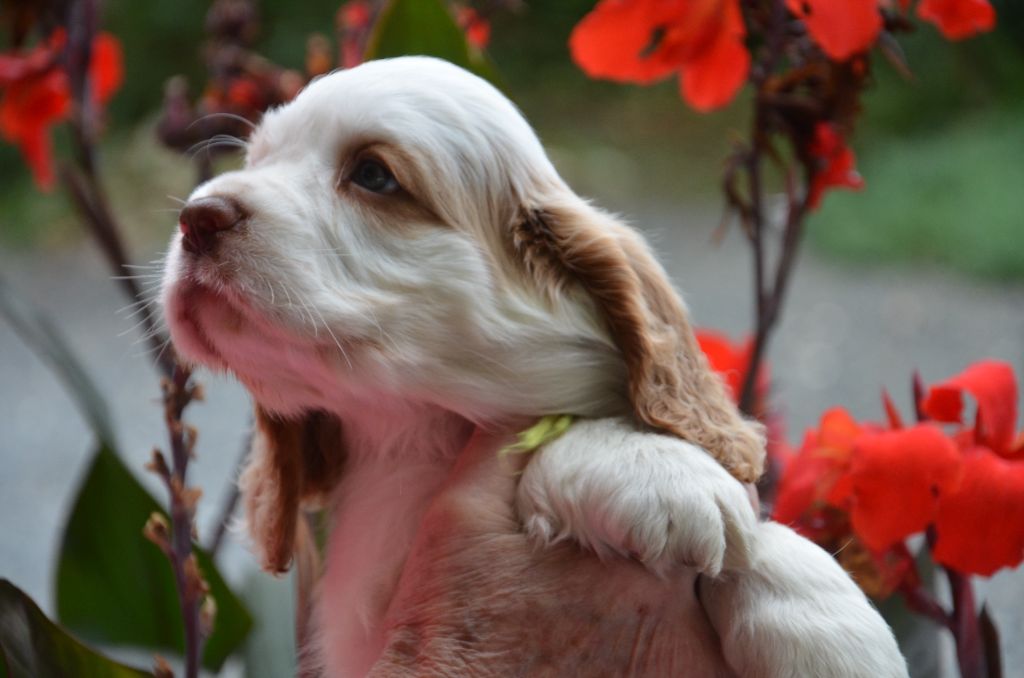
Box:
[351,159,399,194]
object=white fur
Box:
[161,57,906,677]
[701,522,910,678]
[517,418,757,577]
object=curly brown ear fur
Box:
[511,199,765,483]
[240,406,345,574]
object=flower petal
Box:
[917,0,996,40]
[569,0,681,84]
[807,122,864,209]
[678,2,749,112]
[787,0,883,61]
[848,424,961,551]
[923,360,1018,455]
[89,33,124,106]
[0,68,70,190]
[773,408,859,524]
[933,448,1024,575]
[457,7,491,50]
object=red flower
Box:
[917,0,995,39]
[778,361,1024,581]
[89,33,123,106]
[786,0,883,61]
[847,425,961,551]
[0,68,68,189]
[923,360,1022,458]
[338,0,373,69]
[773,407,860,529]
[569,0,750,112]
[923,361,1024,575]
[932,447,1024,576]
[457,7,491,50]
[806,122,864,210]
[339,0,373,30]
[0,30,123,190]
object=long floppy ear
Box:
[239,405,345,574]
[511,198,765,483]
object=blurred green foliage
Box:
[811,108,1024,279]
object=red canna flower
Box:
[786,0,883,61]
[778,360,1024,583]
[457,7,491,50]
[0,68,69,189]
[89,32,124,106]
[773,407,860,529]
[922,361,1024,575]
[0,30,123,190]
[917,0,995,40]
[569,0,750,112]
[932,447,1024,576]
[846,425,961,551]
[338,0,374,69]
[339,0,373,30]
[773,408,922,597]
[806,122,864,210]
[922,360,1022,458]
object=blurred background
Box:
[1,1,1022,675]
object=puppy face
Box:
[161,57,626,423]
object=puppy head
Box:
[161,57,763,570]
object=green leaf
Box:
[0,274,116,448]
[364,0,500,85]
[0,579,152,678]
[56,446,252,671]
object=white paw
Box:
[515,418,757,577]
[701,522,909,678]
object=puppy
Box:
[162,57,907,677]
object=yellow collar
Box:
[500,414,574,456]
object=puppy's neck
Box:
[334,397,476,464]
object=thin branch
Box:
[898,581,952,630]
[62,2,212,675]
[948,568,985,678]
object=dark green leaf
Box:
[0,274,116,448]
[364,0,500,85]
[0,579,152,678]
[56,446,252,671]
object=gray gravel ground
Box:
[1,203,1021,677]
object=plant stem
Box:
[63,2,209,674]
[736,0,810,415]
[163,365,204,678]
[948,569,985,678]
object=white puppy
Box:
[161,57,907,677]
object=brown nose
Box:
[179,196,244,255]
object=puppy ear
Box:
[240,405,345,574]
[512,201,765,482]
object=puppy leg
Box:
[700,522,908,678]
[516,418,757,576]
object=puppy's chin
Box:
[163,281,232,371]
[163,274,359,416]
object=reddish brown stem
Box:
[898,581,951,629]
[948,569,985,678]
[736,0,809,415]
[63,2,207,675]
